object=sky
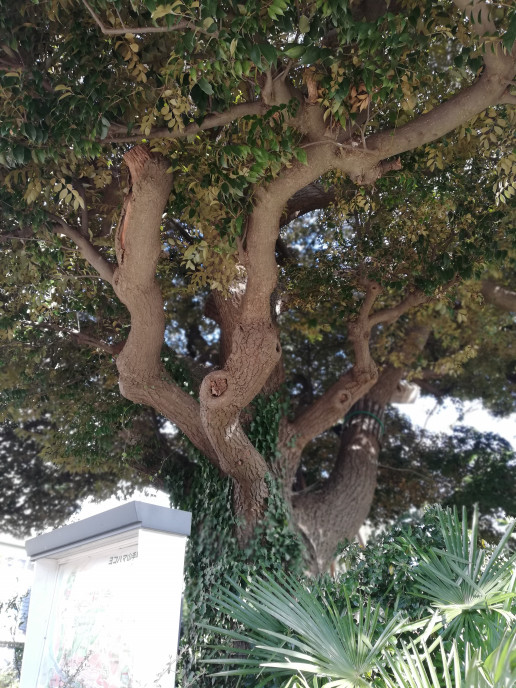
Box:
[397,395,516,448]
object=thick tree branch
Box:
[110,145,217,463]
[366,69,515,160]
[369,290,428,327]
[293,426,379,573]
[282,287,429,462]
[281,183,337,226]
[50,216,115,284]
[365,1,515,159]
[197,148,341,467]
[291,324,431,571]
[481,279,516,312]
[283,282,382,454]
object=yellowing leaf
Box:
[150,5,175,19]
[299,15,310,33]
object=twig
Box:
[104,101,265,143]
[49,214,115,284]
[378,463,432,481]
[82,0,219,37]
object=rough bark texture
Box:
[292,403,382,573]
[112,147,217,463]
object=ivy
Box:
[169,444,304,687]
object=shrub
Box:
[206,506,516,687]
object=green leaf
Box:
[248,43,261,65]
[300,45,321,65]
[197,77,214,95]
[259,43,277,66]
[283,44,306,59]
[502,10,516,51]
[299,15,310,34]
[13,145,26,164]
[294,148,308,165]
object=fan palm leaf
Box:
[204,573,405,687]
[409,506,516,643]
[379,628,516,688]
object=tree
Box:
[371,417,516,540]
[0,0,515,570]
[0,419,129,537]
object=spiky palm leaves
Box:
[206,507,515,687]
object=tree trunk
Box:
[291,326,431,572]
[291,396,385,573]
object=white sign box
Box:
[20,502,191,688]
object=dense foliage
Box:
[371,418,516,539]
[0,419,127,537]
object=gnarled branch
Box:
[369,290,428,327]
[107,145,217,462]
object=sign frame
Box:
[20,501,191,688]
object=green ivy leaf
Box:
[294,148,308,165]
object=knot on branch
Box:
[354,365,378,386]
[339,391,352,406]
[352,157,402,185]
[209,376,228,397]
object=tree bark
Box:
[292,399,383,574]
[291,326,430,572]
[481,280,516,313]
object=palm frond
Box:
[410,506,516,643]
[203,572,404,687]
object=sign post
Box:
[20,501,191,688]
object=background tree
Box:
[0,419,128,538]
[372,418,516,540]
[0,0,515,572]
